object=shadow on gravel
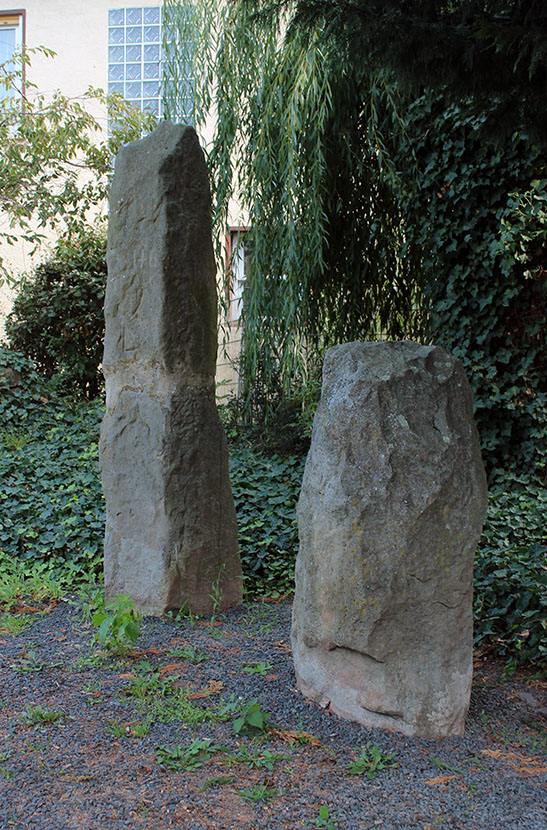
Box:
[1,598,546,829]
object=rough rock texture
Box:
[100,122,242,615]
[291,340,487,738]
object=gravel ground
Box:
[0,597,545,829]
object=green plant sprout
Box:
[242,660,273,675]
[17,705,64,726]
[222,745,289,770]
[232,698,271,736]
[200,776,235,790]
[156,738,227,770]
[237,782,279,803]
[428,756,465,775]
[209,563,226,616]
[347,742,397,779]
[314,805,338,828]
[92,593,142,655]
[168,644,208,664]
[0,613,35,636]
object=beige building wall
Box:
[0,1,244,395]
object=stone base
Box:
[291,630,472,738]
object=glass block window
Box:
[108,7,173,118]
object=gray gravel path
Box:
[0,597,545,829]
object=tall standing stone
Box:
[100,122,242,615]
[291,341,487,737]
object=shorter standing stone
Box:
[100,123,242,615]
[291,341,487,738]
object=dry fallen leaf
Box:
[270,728,322,746]
[481,749,547,776]
[157,663,185,677]
[425,774,458,786]
[188,680,224,699]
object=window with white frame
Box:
[108,6,193,120]
[0,11,24,99]
[228,228,251,322]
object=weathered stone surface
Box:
[100,122,242,615]
[291,340,487,738]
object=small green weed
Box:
[347,742,397,779]
[237,782,279,803]
[428,756,465,774]
[156,738,226,771]
[166,600,200,625]
[17,705,64,727]
[73,652,110,670]
[223,745,289,770]
[233,698,271,736]
[70,582,103,624]
[209,563,226,615]
[141,688,212,727]
[130,718,153,738]
[200,775,235,790]
[123,673,172,702]
[314,805,338,828]
[0,612,34,635]
[12,650,45,674]
[106,718,126,737]
[242,661,273,675]
[92,593,142,655]
[24,735,52,753]
[0,562,66,610]
[168,644,208,664]
[132,660,156,676]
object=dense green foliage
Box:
[259,0,547,146]
[163,0,546,477]
[392,96,547,477]
[5,226,107,398]
[474,478,546,665]
[0,349,104,582]
[229,444,304,597]
[1,349,544,665]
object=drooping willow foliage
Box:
[162,0,425,409]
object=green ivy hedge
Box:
[394,94,547,479]
[0,349,105,581]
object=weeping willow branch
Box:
[162,0,425,409]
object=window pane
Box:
[126,26,142,43]
[126,8,142,25]
[144,25,160,42]
[0,27,15,63]
[126,63,141,80]
[143,80,159,98]
[143,98,159,116]
[126,44,141,62]
[144,43,160,61]
[126,81,142,99]
[108,82,124,95]
[108,9,124,26]
[109,27,124,45]
[109,45,124,63]
[144,8,160,25]
[143,61,159,79]
[108,64,124,81]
